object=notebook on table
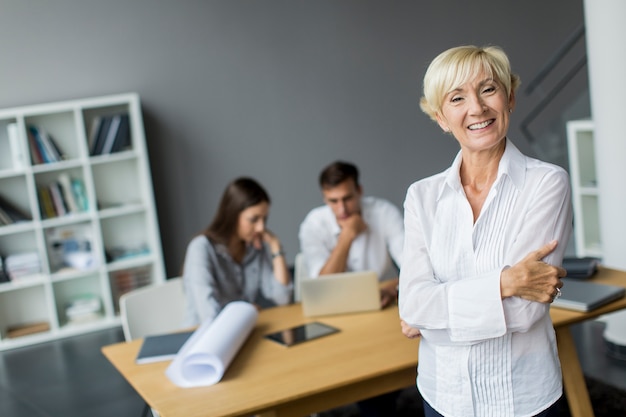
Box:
[552,278,625,312]
[300,270,381,317]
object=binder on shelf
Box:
[87,116,104,153]
[90,113,130,155]
[7,123,26,169]
[90,117,112,155]
[38,186,57,219]
[71,178,89,212]
[109,114,131,153]
[100,115,122,155]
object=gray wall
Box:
[0,1,584,276]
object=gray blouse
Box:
[182,235,292,327]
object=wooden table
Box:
[550,267,626,417]
[102,267,626,417]
[102,303,419,417]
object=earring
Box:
[509,108,513,113]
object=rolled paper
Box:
[165,301,258,387]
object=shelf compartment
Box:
[0,175,34,226]
[91,158,144,210]
[34,167,90,220]
[82,103,134,156]
[0,229,44,280]
[44,222,99,274]
[52,274,104,327]
[0,285,52,340]
[109,265,153,313]
[100,211,152,264]
[24,111,80,165]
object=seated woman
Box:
[182,177,292,326]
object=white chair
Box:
[119,277,187,417]
[293,252,309,302]
[120,277,187,341]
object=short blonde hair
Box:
[419,45,521,122]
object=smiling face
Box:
[236,201,269,244]
[435,72,515,154]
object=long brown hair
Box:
[204,177,271,245]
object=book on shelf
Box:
[71,178,89,212]
[4,252,41,281]
[27,125,65,163]
[46,224,97,273]
[65,294,103,324]
[87,116,104,153]
[0,256,10,283]
[27,127,44,164]
[38,186,57,219]
[90,113,131,155]
[90,116,112,155]
[48,182,68,217]
[38,176,88,219]
[7,123,26,169]
[100,114,122,155]
[57,173,79,214]
[0,193,31,224]
[111,267,152,309]
[6,321,50,339]
[0,206,12,226]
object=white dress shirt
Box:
[399,139,572,417]
[299,196,404,280]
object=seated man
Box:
[298,160,404,307]
[298,161,405,417]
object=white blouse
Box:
[399,139,572,417]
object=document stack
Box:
[5,252,41,281]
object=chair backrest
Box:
[119,277,186,341]
[293,253,309,302]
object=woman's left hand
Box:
[401,320,421,339]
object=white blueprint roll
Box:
[165,301,258,387]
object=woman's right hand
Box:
[500,240,567,303]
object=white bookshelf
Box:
[0,93,165,350]
[566,119,602,258]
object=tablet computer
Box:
[264,322,340,347]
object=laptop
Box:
[552,278,625,312]
[300,270,381,317]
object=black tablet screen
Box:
[264,322,340,347]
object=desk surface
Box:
[103,303,419,417]
[102,267,626,417]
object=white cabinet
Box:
[566,119,602,258]
[0,93,165,350]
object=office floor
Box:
[0,320,625,417]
